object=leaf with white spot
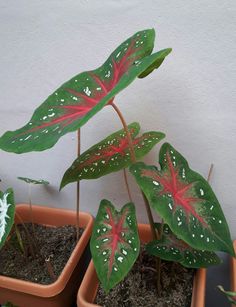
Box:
[218,286,236,305]
[130,142,234,256]
[60,122,165,188]
[90,200,140,292]
[0,189,15,249]
[0,29,171,153]
[146,223,220,268]
[17,177,49,185]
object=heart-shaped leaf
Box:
[60,122,165,188]
[0,29,171,153]
[17,177,49,185]
[218,286,236,305]
[146,223,221,268]
[0,189,15,249]
[90,200,140,292]
[130,143,234,256]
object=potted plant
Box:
[0,179,93,307]
[0,28,234,306]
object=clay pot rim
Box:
[0,204,94,297]
[77,223,206,307]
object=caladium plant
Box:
[90,200,140,292]
[0,189,15,249]
[60,122,165,187]
[130,143,234,256]
[0,29,171,153]
[0,27,234,303]
[146,223,221,268]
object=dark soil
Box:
[95,248,195,307]
[0,223,83,284]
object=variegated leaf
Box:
[130,143,234,256]
[146,223,220,268]
[17,177,49,185]
[0,189,15,249]
[218,286,236,305]
[0,29,171,153]
[60,122,165,188]
[90,200,140,292]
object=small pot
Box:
[0,204,93,307]
[77,223,206,307]
[231,241,236,295]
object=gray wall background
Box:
[0,1,235,238]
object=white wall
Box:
[0,0,235,238]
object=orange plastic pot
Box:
[0,204,93,307]
[231,241,236,297]
[77,223,206,307]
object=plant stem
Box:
[142,193,157,240]
[45,256,57,281]
[76,129,81,241]
[207,163,214,182]
[110,102,136,162]
[110,101,157,236]
[15,212,36,258]
[123,169,133,203]
[14,224,25,254]
[28,183,35,238]
[110,102,162,293]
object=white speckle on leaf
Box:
[117,256,123,263]
[122,249,128,255]
[200,189,204,196]
[168,203,173,210]
[153,181,159,186]
[84,86,91,96]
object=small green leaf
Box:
[130,143,234,256]
[0,29,171,153]
[146,223,221,268]
[17,177,49,185]
[0,189,15,249]
[90,200,140,292]
[60,122,165,188]
[218,286,236,305]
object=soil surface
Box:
[95,248,194,307]
[0,223,83,284]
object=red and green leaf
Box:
[0,29,171,153]
[0,189,15,249]
[60,122,165,188]
[90,200,140,292]
[130,143,234,256]
[218,286,236,305]
[146,223,220,268]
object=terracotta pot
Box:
[0,204,93,307]
[231,241,236,296]
[77,223,206,307]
